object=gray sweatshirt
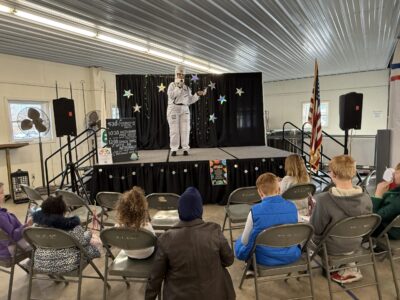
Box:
[310,187,372,255]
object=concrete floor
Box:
[0,200,398,300]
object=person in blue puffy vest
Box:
[235,172,301,268]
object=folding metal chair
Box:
[239,223,315,300]
[23,227,107,300]
[96,192,121,228]
[282,183,316,200]
[311,214,382,300]
[56,190,103,229]
[375,215,400,299]
[100,227,157,300]
[0,229,31,300]
[359,170,376,197]
[146,193,180,230]
[20,184,45,223]
[222,186,260,249]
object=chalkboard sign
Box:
[106,118,138,163]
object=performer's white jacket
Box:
[167,82,200,152]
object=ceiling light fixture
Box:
[2,2,228,73]
[14,10,97,37]
[0,4,11,13]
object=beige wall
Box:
[0,54,116,193]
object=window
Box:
[302,101,329,128]
[8,100,52,141]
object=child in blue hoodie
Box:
[235,172,300,267]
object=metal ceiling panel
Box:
[0,0,399,80]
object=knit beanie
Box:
[178,187,203,221]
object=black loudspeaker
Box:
[339,92,363,130]
[53,98,77,137]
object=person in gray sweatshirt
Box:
[310,155,372,284]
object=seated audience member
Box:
[235,173,300,268]
[310,155,372,284]
[0,182,32,259]
[280,154,311,216]
[372,163,400,239]
[32,195,100,273]
[115,186,155,259]
[145,187,235,300]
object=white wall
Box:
[263,70,389,165]
[0,54,116,193]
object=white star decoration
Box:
[157,83,166,92]
[208,81,216,90]
[133,104,141,112]
[209,113,217,123]
[123,89,133,98]
[236,88,244,96]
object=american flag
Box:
[308,60,322,171]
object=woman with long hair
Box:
[115,186,155,259]
[280,154,310,216]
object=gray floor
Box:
[0,200,398,300]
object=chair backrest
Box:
[376,215,400,239]
[96,192,121,210]
[56,190,87,208]
[23,227,77,249]
[100,227,156,250]
[20,184,43,202]
[227,186,260,205]
[146,193,179,210]
[326,214,381,239]
[255,223,314,248]
[282,183,316,200]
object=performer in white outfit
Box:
[167,65,204,156]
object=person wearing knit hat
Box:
[178,186,203,221]
[167,65,205,157]
[146,186,235,300]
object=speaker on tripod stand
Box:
[339,92,363,154]
[53,98,89,199]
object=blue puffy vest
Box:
[235,195,301,266]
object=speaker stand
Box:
[59,135,90,201]
[343,129,349,154]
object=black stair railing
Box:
[45,128,100,195]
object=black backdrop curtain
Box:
[116,72,264,149]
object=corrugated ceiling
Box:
[0,0,399,81]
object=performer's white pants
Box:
[167,104,190,152]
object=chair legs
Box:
[369,237,382,300]
[7,264,15,300]
[228,218,234,250]
[322,245,334,300]
[253,255,259,300]
[385,235,400,299]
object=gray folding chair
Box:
[282,183,316,200]
[375,215,400,299]
[23,227,106,300]
[359,170,376,197]
[0,229,31,300]
[21,184,45,223]
[239,223,315,300]
[222,186,260,249]
[96,192,122,228]
[56,190,103,229]
[146,193,180,230]
[311,214,382,300]
[100,227,157,300]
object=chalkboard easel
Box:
[106,118,138,163]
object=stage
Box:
[91,146,293,204]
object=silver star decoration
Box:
[217,95,227,104]
[208,81,216,90]
[236,88,244,96]
[191,74,199,82]
[157,83,166,92]
[133,103,141,112]
[123,89,133,98]
[209,113,217,123]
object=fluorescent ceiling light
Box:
[14,10,96,37]
[183,60,209,71]
[0,4,11,13]
[148,49,183,63]
[98,34,148,52]
[208,69,224,74]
